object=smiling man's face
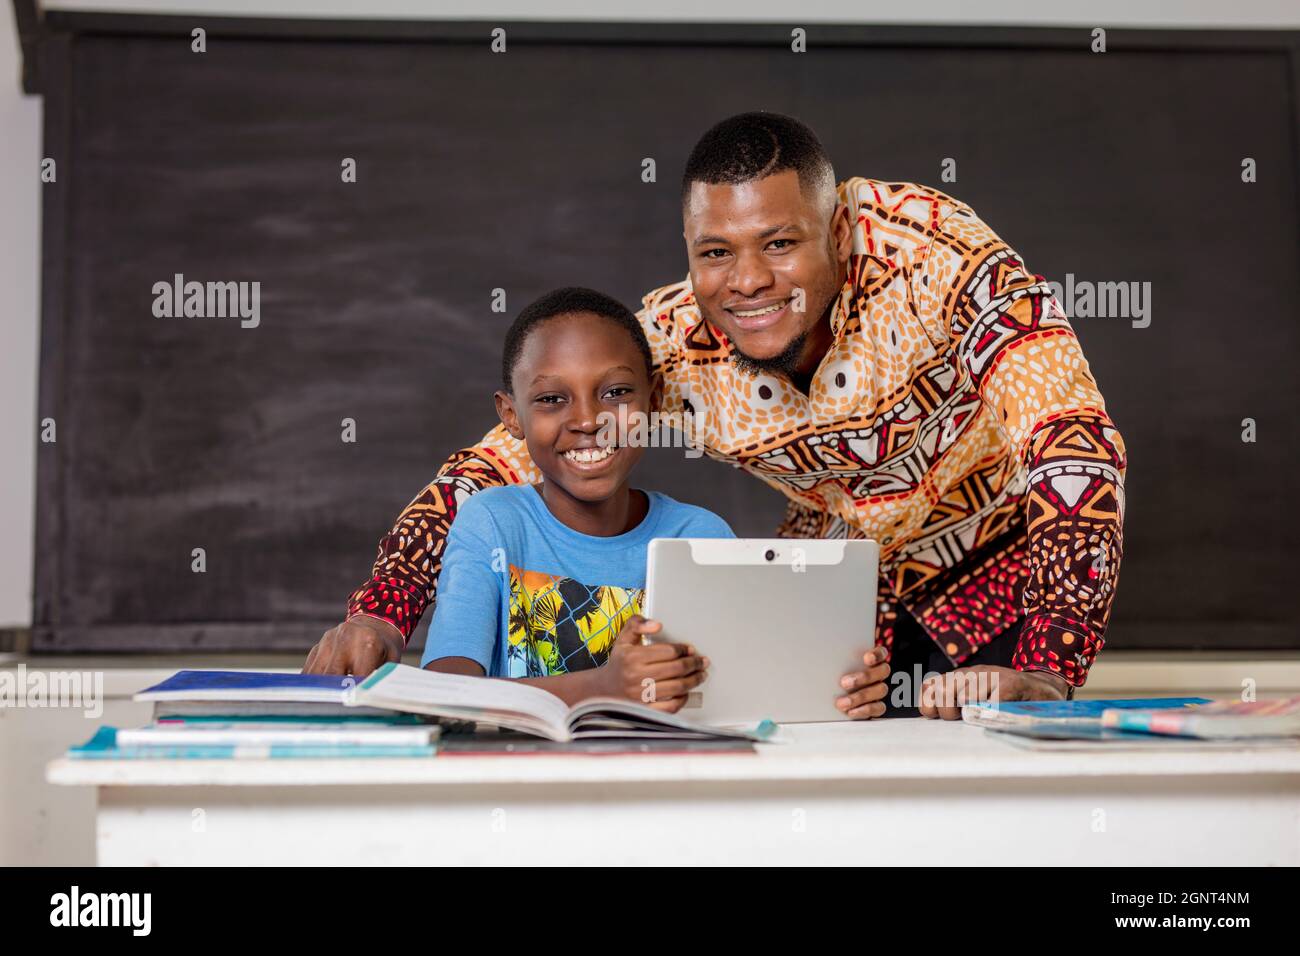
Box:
[683,169,852,380]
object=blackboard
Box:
[33,16,1300,653]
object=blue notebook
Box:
[963,697,1211,728]
[135,670,361,703]
[69,726,437,759]
[156,713,425,725]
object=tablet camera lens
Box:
[764,549,776,562]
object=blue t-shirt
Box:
[419,485,734,677]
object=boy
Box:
[419,287,733,712]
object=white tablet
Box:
[644,538,878,725]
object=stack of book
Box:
[1101,697,1300,739]
[69,663,769,760]
[72,671,442,760]
[963,696,1300,751]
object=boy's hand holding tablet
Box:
[601,615,707,713]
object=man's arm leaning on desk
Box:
[910,204,1128,714]
[302,426,539,675]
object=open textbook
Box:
[354,663,774,743]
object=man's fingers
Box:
[839,662,890,692]
[846,701,886,719]
[323,634,365,677]
[922,673,963,720]
[304,632,338,675]
[302,618,405,677]
[919,669,996,719]
[837,646,890,693]
[861,645,889,668]
[356,640,392,678]
[322,645,351,677]
[835,681,887,712]
[953,670,988,706]
[918,676,939,718]
[301,642,321,675]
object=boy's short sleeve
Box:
[683,509,736,540]
[418,499,504,671]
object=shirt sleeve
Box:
[346,423,540,644]
[638,280,694,419]
[417,499,505,671]
[911,204,1128,688]
[686,509,736,540]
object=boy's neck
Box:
[535,481,648,537]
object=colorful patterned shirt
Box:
[352,179,1127,688]
[418,485,734,677]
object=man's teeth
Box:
[564,446,616,463]
[733,301,787,318]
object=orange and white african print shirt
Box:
[349,179,1127,688]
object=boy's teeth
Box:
[564,446,616,463]
[734,301,786,318]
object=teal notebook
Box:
[69,726,437,759]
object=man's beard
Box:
[731,329,809,380]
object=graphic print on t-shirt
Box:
[506,565,643,677]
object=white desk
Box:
[47,719,1300,865]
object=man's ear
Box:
[495,390,524,441]
[831,202,853,264]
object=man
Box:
[303,112,1127,720]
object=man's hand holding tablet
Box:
[836,646,892,719]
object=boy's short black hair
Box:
[680,111,836,212]
[501,287,653,393]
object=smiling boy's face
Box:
[495,312,659,504]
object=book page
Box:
[355,664,573,738]
[567,697,765,740]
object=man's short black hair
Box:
[501,287,653,393]
[681,112,836,211]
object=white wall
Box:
[0,6,40,628]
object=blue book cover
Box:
[69,727,437,759]
[986,720,1180,741]
[135,670,361,702]
[964,697,1211,726]
[158,713,425,725]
